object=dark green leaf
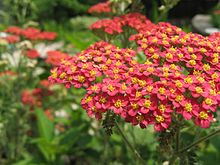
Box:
[35,108,54,141]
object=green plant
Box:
[212,2,220,28]
[1,0,100,24]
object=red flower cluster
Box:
[5,26,57,41]
[49,41,136,88]
[88,1,111,14]
[129,22,220,129]
[0,70,17,77]
[39,80,51,88]
[90,19,122,34]
[26,49,40,59]
[44,109,54,121]
[209,32,220,42]
[49,23,220,131]
[21,87,53,109]
[5,35,20,43]
[4,26,23,35]
[90,13,156,34]
[45,51,69,66]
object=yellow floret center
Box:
[107,85,115,92]
[144,100,151,108]
[195,87,203,94]
[155,115,165,123]
[158,87,166,94]
[184,103,192,112]
[199,111,208,120]
[131,103,139,110]
[204,98,213,105]
[77,75,85,83]
[114,100,122,108]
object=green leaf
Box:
[151,0,159,23]
[36,138,57,161]
[12,154,44,165]
[58,126,83,146]
[77,134,92,147]
[35,108,54,141]
[210,136,220,150]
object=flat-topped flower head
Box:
[90,13,155,36]
[49,21,220,132]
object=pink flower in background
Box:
[88,1,111,14]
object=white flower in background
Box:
[162,161,169,165]
[17,40,33,49]
[0,32,8,38]
[32,67,45,77]
[26,59,38,68]
[34,41,64,58]
[71,103,79,110]
[55,109,69,118]
[88,129,95,136]
[0,60,8,66]
[2,50,21,67]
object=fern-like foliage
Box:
[179,148,198,165]
[102,111,116,136]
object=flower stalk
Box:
[168,127,220,164]
[178,127,220,154]
[115,122,146,165]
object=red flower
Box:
[21,90,36,106]
[49,22,220,131]
[44,109,54,121]
[4,26,23,35]
[90,13,155,35]
[110,95,128,114]
[0,70,17,77]
[153,112,172,131]
[81,94,105,120]
[5,26,57,41]
[45,51,69,66]
[36,32,57,40]
[26,49,40,59]
[194,110,213,128]
[5,35,20,43]
[88,1,111,14]
[176,100,199,120]
[39,80,51,88]
[21,27,41,40]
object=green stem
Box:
[175,127,180,153]
[179,128,220,154]
[115,122,146,165]
[168,126,180,165]
[168,155,177,165]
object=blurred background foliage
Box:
[1,0,100,24]
[0,0,219,43]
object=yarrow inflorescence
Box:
[88,1,111,14]
[90,13,156,35]
[1,26,68,65]
[21,86,53,110]
[49,22,220,132]
[4,26,57,41]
